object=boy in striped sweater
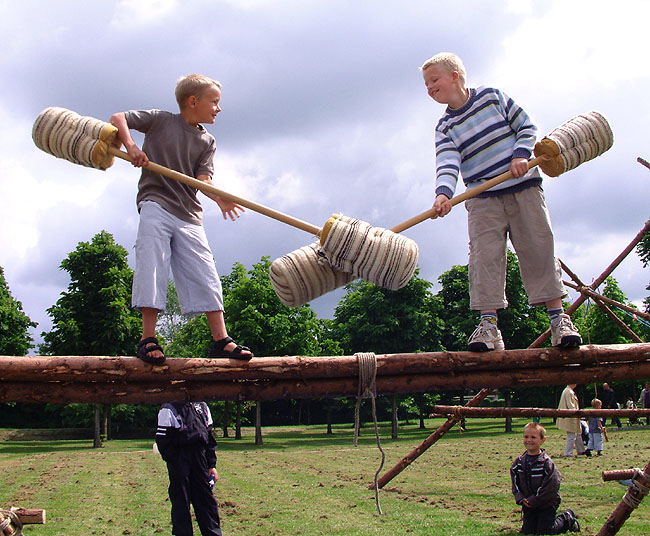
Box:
[421,52,581,352]
[511,422,580,534]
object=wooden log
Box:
[603,469,638,482]
[10,508,45,524]
[597,460,650,536]
[530,220,650,348]
[1,343,649,383]
[431,406,650,418]
[2,359,650,404]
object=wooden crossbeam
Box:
[1,343,649,404]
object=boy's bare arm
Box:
[196,174,246,221]
[109,113,149,168]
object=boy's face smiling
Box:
[422,64,463,107]
[523,427,545,455]
[187,85,222,126]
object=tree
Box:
[0,266,36,355]
[40,230,141,356]
[39,231,141,447]
[333,268,442,355]
[332,269,443,435]
[579,276,647,345]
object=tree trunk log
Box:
[2,343,648,383]
[596,459,650,536]
[1,358,649,404]
[431,406,650,418]
[602,469,638,482]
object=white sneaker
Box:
[468,320,505,352]
[551,314,582,348]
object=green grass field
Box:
[0,419,648,535]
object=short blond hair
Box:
[592,398,602,407]
[420,52,467,84]
[524,421,546,439]
[175,74,222,109]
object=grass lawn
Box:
[0,418,648,535]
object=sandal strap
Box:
[212,336,234,352]
[138,336,160,349]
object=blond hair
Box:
[524,421,546,439]
[420,52,467,84]
[175,74,222,109]
[592,398,602,407]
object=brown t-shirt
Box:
[124,109,216,225]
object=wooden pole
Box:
[530,220,650,348]
[563,279,650,322]
[2,358,650,404]
[430,406,650,418]
[602,469,638,482]
[596,459,650,536]
[1,343,648,383]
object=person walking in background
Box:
[556,384,586,457]
[600,383,621,430]
[585,399,605,457]
[639,381,650,425]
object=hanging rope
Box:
[353,352,386,515]
[0,509,23,536]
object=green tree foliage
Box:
[635,218,650,313]
[577,276,648,344]
[332,268,442,355]
[436,250,548,351]
[168,257,341,358]
[39,231,141,356]
[332,270,443,427]
[0,266,36,355]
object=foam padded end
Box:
[269,242,355,307]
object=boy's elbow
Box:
[109,113,124,127]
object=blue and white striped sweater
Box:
[435,86,542,200]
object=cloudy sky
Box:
[2,0,650,351]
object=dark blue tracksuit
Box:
[156,402,222,536]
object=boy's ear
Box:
[452,71,460,81]
[187,95,198,108]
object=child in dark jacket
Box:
[156,401,222,536]
[510,422,580,534]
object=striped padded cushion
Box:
[269,242,355,308]
[319,214,418,291]
[33,107,120,170]
[534,111,613,177]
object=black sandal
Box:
[136,337,166,364]
[209,337,253,360]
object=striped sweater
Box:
[435,86,542,200]
[510,450,562,509]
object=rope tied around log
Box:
[0,509,23,536]
[621,468,650,510]
[353,352,386,515]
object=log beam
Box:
[1,357,649,404]
[1,343,649,382]
[431,406,650,419]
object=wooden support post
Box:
[375,223,650,489]
[430,406,650,419]
[603,469,638,482]
[530,219,650,348]
[597,459,650,536]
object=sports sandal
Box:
[209,336,253,360]
[136,337,166,364]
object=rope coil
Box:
[0,509,23,536]
[622,469,650,509]
[353,352,385,515]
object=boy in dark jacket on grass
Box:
[510,422,580,534]
[156,401,221,536]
